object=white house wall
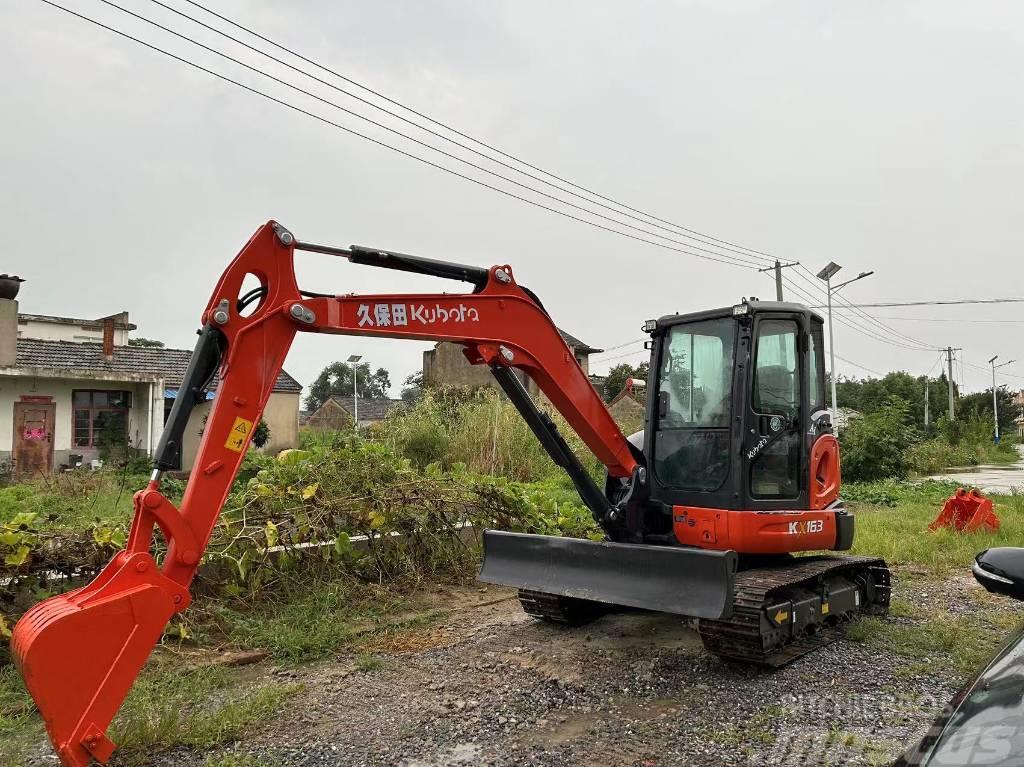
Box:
[18,320,129,345]
[0,376,163,467]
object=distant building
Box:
[833,407,862,431]
[0,280,301,475]
[422,329,601,396]
[607,379,646,427]
[306,395,404,430]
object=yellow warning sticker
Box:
[821,602,830,615]
[224,416,253,452]
[773,610,790,624]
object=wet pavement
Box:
[927,445,1024,494]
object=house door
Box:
[14,401,56,477]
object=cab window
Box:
[750,319,800,500]
[653,318,735,492]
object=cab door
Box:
[743,315,808,509]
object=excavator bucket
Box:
[929,487,1000,534]
[479,530,737,620]
[11,551,190,767]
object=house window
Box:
[72,390,132,448]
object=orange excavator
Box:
[13,222,890,766]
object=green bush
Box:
[0,437,600,648]
[839,399,922,482]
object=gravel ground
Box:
[134,569,1020,767]
[20,570,1015,767]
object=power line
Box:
[37,0,763,271]
[812,298,1024,308]
[861,315,1024,324]
[790,265,940,351]
[592,337,647,357]
[139,0,772,269]
[90,0,764,271]
[781,277,937,352]
[832,353,886,378]
[593,347,649,365]
[32,0,1005,370]
[177,0,785,268]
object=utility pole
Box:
[924,380,930,428]
[988,355,1016,443]
[347,354,362,430]
[758,260,800,301]
[945,347,961,421]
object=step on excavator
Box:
[12,222,890,766]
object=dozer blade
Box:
[479,530,737,620]
[11,552,190,767]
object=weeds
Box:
[849,484,1024,573]
[355,653,384,672]
[848,607,1017,677]
[110,665,300,764]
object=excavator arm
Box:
[12,221,647,767]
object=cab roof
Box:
[654,300,825,330]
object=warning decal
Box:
[224,416,254,452]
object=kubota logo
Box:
[788,520,824,535]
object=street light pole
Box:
[815,262,874,425]
[347,354,362,430]
[826,274,837,422]
[989,355,1016,444]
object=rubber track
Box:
[517,589,607,626]
[698,555,891,667]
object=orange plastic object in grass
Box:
[929,487,1000,533]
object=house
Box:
[833,407,862,431]
[422,329,602,395]
[0,282,302,475]
[306,395,404,430]
[606,378,647,429]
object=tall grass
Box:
[375,387,642,484]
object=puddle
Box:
[582,611,702,652]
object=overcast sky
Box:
[4,0,1024,400]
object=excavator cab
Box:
[634,300,844,548]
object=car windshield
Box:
[918,628,1024,765]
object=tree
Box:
[603,362,649,401]
[832,371,958,431]
[128,337,165,348]
[252,419,271,449]
[401,371,424,403]
[305,361,392,411]
[839,398,922,481]
[958,387,1018,438]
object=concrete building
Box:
[422,329,601,395]
[0,284,301,475]
[306,395,404,430]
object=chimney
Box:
[0,275,24,368]
[102,316,115,361]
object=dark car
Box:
[895,548,1024,766]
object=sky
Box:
[3,0,1024,401]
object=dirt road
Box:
[141,578,990,767]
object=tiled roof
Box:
[18,312,137,331]
[327,395,405,421]
[558,329,602,356]
[12,338,302,393]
